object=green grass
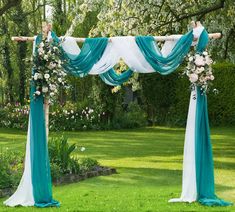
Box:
[0,126,234,212]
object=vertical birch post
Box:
[42,22,52,140]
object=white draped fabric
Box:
[169,89,197,203]
[3,39,38,207]
[61,36,179,75]
[4,119,34,206]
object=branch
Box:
[158,0,226,28]
[0,0,22,16]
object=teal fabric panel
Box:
[195,87,232,206]
[135,31,194,75]
[51,31,108,77]
[30,34,60,207]
[99,68,133,86]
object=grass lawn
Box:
[0,126,234,212]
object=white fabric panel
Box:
[4,119,34,207]
[61,36,81,55]
[161,40,178,57]
[89,41,120,75]
[110,36,155,73]
[169,89,197,203]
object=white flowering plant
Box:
[32,37,67,101]
[184,50,214,92]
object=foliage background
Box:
[0,0,234,128]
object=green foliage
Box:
[112,102,147,129]
[0,149,23,189]
[0,103,29,129]
[49,136,80,174]
[140,63,235,127]
[80,158,99,172]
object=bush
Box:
[80,158,99,172]
[140,62,235,127]
[0,149,23,189]
[48,136,80,174]
[111,102,147,129]
[48,136,99,178]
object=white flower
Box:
[58,78,62,83]
[43,55,49,60]
[33,73,39,80]
[189,73,198,83]
[49,62,56,69]
[80,147,86,152]
[50,84,56,91]
[50,92,55,97]
[39,42,44,48]
[205,56,213,65]
[210,75,215,80]
[202,51,208,56]
[42,86,48,93]
[35,91,41,96]
[44,74,50,79]
[196,67,204,74]
[188,56,193,62]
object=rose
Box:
[194,54,205,66]
[189,73,198,83]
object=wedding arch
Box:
[3,22,232,208]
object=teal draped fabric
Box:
[195,87,232,206]
[99,68,133,86]
[135,31,194,75]
[195,30,232,206]
[30,35,60,208]
[51,31,108,77]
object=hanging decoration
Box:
[32,34,67,102]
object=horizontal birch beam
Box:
[11,32,221,42]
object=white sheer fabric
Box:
[4,119,34,207]
[61,36,178,74]
[169,89,197,203]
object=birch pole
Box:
[41,22,52,139]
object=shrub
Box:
[0,149,23,189]
[80,158,99,172]
[111,102,147,129]
[48,136,80,174]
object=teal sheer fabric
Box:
[135,31,194,75]
[99,68,133,86]
[195,87,232,207]
[51,31,108,77]
[30,35,60,208]
[195,32,232,206]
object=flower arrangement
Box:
[32,36,67,101]
[185,50,214,92]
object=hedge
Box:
[140,62,235,127]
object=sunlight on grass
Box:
[0,126,234,211]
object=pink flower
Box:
[189,73,198,83]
